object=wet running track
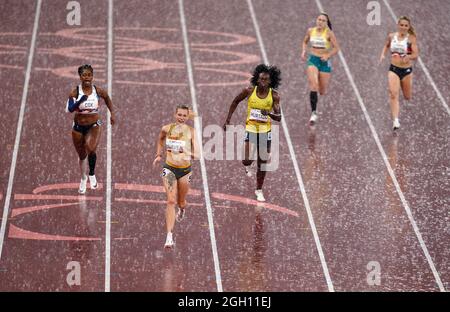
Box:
[0,0,448,291]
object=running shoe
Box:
[393,118,400,130]
[176,207,185,222]
[88,175,98,189]
[78,176,87,194]
[309,111,318,124]
[164,232,174,249]
[255,189,265,202]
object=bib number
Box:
[166,139,185,153]
[249,109,268,122]
[83,101,94,108]
[161,168,173,178]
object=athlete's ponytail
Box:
[320,12,332,31]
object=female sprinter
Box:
[379,16,418,130]
[223,64,282,202]
[153,105,198,249]
[66,64,115,194]
[301,13,340,124]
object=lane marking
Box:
[246,0,334,292]
[0,0,42,260]
[105,0,113,293]
[383,0,450,117]
[178,0,223,292]
[316,0,445,293]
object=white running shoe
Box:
[164,232,174,249]
[255,189,265,202]
[393,118,400,130]
[176,207,185,222]
[88,175,98,189]
[78,176,87,194]
[309,111,318,124]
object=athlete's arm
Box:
[190,127,200,160]
[181,127,199,161]
[265,91,281,122]
[322,30,340,61]
[153,125,168,167]
[96,86,115,125]
[379,33,392,64]
[223,87,251,130]
[406,35,419,61]
[301,28,311,61]
[66,88,87,113]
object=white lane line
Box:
[247,0,334,292]
[178,0,223,292]
[316,0,445,293]
[383,0,450,117]
[105,0,113,293]
[0,0,42,260]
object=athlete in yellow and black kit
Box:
[223,64,282,202]
[153,105,199,249]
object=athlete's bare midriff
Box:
[74,112,99,126]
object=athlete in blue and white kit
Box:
[66,64,115,194]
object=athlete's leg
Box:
[176,172,191,221]
[307,66,319,112]
[307,65,319,92]
[72,130,87,164]
[177,172,191,208]
[72,130,88,193]
[388,71,401,120]
[242,140,255,166]
[318,72,331,95]
[256,135,271,190]
[162,169,178,235]
[85,124,101,188]
[256,161,267,190]
[400,73,413,101]
[85,124,102,174]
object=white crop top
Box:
[390,33,410,56]
[74,85,100,114]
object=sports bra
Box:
[390,33,411,56]
[310,27,331,50]
[75,85,100,114]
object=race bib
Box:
[311,38,326,49]
[391,42,407,55]
[80,101,94,109]
[249,109,269,122]
[166,139,185,153]
[78,97,98,112]
[161,168,173,177]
